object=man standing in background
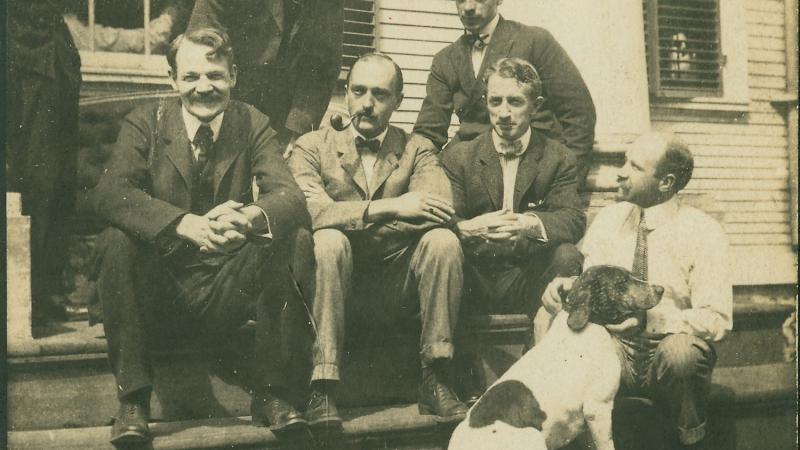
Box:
[187,0,344,153]
[6,0,83,323]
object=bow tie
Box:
[496,139,525,158]
[355,136,381,154]
[465,32,489,50]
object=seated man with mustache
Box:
[91,28,314,444]
[288,53,468,429]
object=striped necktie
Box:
[632,208,649,280]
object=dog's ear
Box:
[567,303,591,330]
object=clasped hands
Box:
[175,200,257,254]
[457,209,544,244]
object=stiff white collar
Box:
[182,107,224,143]
[350,126,389,147]
[491,127,531,156]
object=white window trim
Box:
[80,51,171,86]
[649,0,749,112]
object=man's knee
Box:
[417,228,463,263]
[96,227,140,265]
[550,243,583,277]
[313,229,352,265]
[654,334,715,381]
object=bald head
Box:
[634,131,694,194]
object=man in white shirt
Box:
[289,53,468,428]
[539,131,733,448]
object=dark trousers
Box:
[616,333,717,446]
[463,242,583,316]
[96,226,315,400]
[310,228,463,381]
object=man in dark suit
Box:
[288,54,468,428]
[6,0,82,322]
[92,29,314,444]
[187,0,344,151]
[442,58,585,318]
[413,0,596,179]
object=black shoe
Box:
[305,383,342,431]
[251,393,308,432]
[110,397,151,445]
[418,363,468,423]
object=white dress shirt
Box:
[469,13,500,77]
[181,107,224,160]
[351,126,388,196]
[491,128,531,211]
[581,198,733,341]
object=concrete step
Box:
[7,363,797,450]
[7,298,794,431]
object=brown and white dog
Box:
[449,266,664,450]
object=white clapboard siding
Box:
[375,0,794,266]
[650,0,792,253]
[377,0,462,134]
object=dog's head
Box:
[449,380,548,450]
[562,265,664,331]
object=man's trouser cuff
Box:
[420,342,455,367]
[311,363,340,382]
[679,421,707,445]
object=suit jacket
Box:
[187,0,343,135]
[288,125,453,252]
[92,98,309,251]
[442,129,586,258]
[414,17,596,166]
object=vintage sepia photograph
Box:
[4,0,798,449]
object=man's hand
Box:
[605,317,642,337]
[541,276,576,315]
[175,214,243,254]
[456,210,516,241]
[485,213,546,243]
[302,183,334,204]
[367,192,454,224]
[205,200,253,235]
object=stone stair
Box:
[6,292,797,450]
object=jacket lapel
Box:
[513,132,545,212]
[455,35,480,98]
[212,104,247,198]
[478,134,503,210]
[337,130,369,197]
[477,17,515,82]
[160,99,193,192]
[369,127,402,199]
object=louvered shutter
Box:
[341,0,376,84]
[643,0,723,97]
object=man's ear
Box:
[658,173,676,193]
[230,64,238,88]
[533,95,546,110]
[168,70,178,90]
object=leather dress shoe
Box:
[418,365,468,423]
[251,394,308,432]
[110,399,151,445]
[305,388,342,431]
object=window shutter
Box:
[341,0,376,82]
[643,0,723,98]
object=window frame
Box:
[644,0,750,112]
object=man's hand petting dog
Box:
[541,276,576,315]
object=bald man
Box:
[537,132,733,448]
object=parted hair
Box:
[167,28,235,75]
[483,57,543,99]
[346,52,404,97]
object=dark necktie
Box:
[355,136,380,154]
[193,125,215,177]
[465,32,489,50]
[497,139,524,160]
[632,208,650,280]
